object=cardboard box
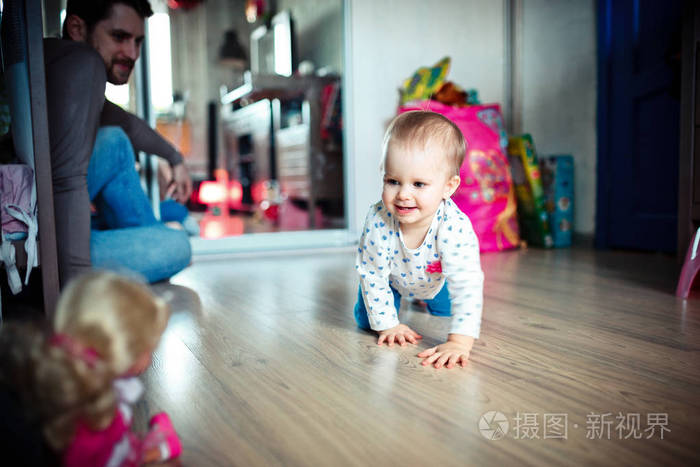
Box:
[540,155,574,247]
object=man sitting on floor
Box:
[45,0,192,285]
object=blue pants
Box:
[353,282,452,329]
[87,127,191,283]
[160,199,189,224]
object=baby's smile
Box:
[394,205,417,215]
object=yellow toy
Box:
[400,57,451,104]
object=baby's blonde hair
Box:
[382,111,466,176]
[0,271,169,451]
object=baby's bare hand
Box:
[417,334,474,369]
[377,324,422,347]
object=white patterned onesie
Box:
[355,199,484,338]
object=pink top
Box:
[62,378,143,467]
[63,410,139,467]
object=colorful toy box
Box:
[507,134,552,248]
[540,155,574,247]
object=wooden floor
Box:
[139,245,700,466]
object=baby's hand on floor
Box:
[377,324,422,347]
[417,334,474,369]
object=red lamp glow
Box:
[229,180,243,207]
[198,181,227,205]
[168,0,204,10]
[251,180,267,204]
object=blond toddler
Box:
[354,111,484,369]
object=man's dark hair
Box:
[62,0,154,38]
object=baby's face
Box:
[382,143,459,232]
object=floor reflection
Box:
[198,213,246,239]
[191,199,338,239]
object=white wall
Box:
[278,0,344,74]
[345,0,598,235]
[520,0,597,234]
[345,0,506,233]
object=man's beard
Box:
[108,59,135,85]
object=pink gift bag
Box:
[399,101,519,252]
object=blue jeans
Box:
[353,282,452,329]
[87,127,191,283]
[160,199,189,224]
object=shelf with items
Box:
[219,72,343,229]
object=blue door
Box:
[596,0,682,253]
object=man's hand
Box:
[171,163,193,204]
[377,324,422,347]
[417,334,474,369]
